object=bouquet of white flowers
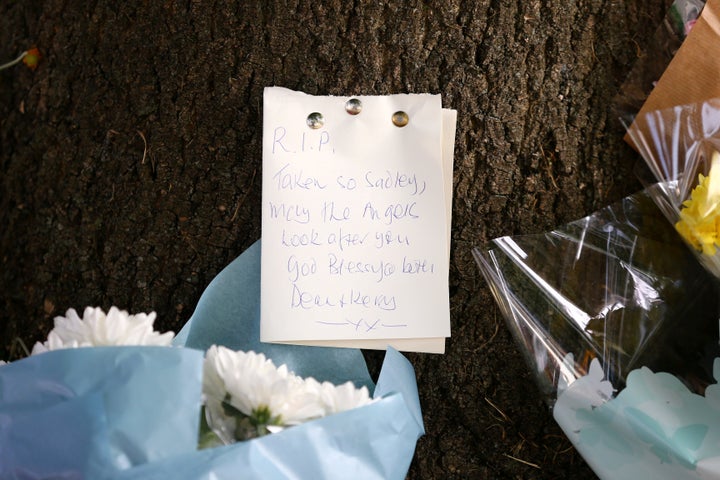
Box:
[0,241,423,479]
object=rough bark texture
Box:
[1,1,670,478]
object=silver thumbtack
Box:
[306,112,324,129]
[345,98,362,115]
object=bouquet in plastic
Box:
[622,0,720,280]
[627,98,720,278]
[0,241,424,479]
[477,1,720,475]
[475,187,720,478]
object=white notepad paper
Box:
[261,87,455,353]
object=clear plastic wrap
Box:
[626,98,720,277]
[475,188,720,478]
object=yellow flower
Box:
[675,151,720,255]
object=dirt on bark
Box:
[1,1,671,478]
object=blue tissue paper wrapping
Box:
[0,240,423,479]
[0,346,204,478]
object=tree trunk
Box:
[0,0,670,477]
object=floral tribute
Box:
[202,345,373,443]
[675,151,720,256]
[11,306,373,446]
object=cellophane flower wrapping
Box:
[0,241,424,479]
[475,187,720,479]
[626,98,720,278]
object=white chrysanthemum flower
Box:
[203,345,324,426]
[0,360,6,367]
[306,378,374,415]
[202,345,230,403]
[31,306,174,355]
[271,374,326,425]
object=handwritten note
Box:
[261,87,454,353]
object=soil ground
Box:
[1,1,671,478]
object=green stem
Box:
[0,51,27,71]
[14,337,30,357]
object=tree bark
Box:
[0,0,671,477]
